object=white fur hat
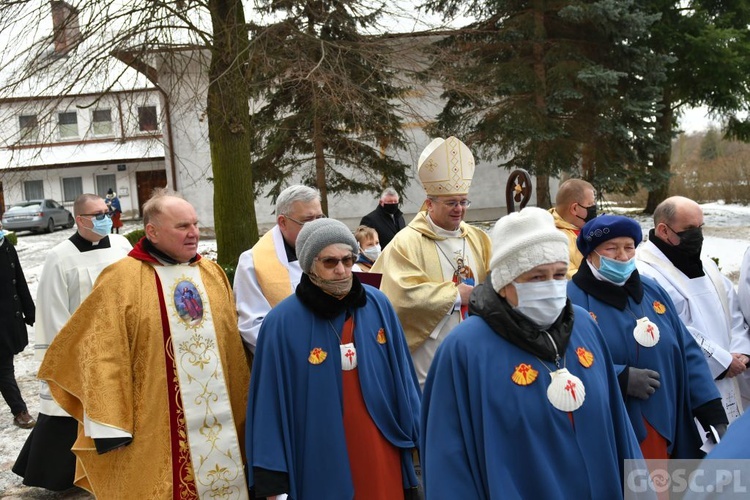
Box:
[490,207,570,292]
[417,137,475,196]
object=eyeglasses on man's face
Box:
[432,199,471,209]
[79,213,111,221]
[316,254,357,269]
[284,214,326,226]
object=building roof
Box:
[0,136,164,171]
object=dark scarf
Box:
[295,273,367,319]
[141,237,199,265]
[468,276,574,363]
[648,228,705,279]
[572,259,643,311]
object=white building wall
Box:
[155,50,215,222]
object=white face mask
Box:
[361,244,381,262]
[512,279,568,329]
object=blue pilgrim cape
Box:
[420,305,643,499]
[246,284,421,499]
[568,275,720,458]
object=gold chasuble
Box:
[38,251,250,499]
[371,212,491,351]
[251,229,292,307]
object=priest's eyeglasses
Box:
[285,214,326,226]
[432,199,472,209]
[79,213,111,221]
[316,254,358,269]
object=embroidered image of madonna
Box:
[173,280,204,325]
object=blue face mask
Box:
[90,216,113,237]
[596,253,636,283]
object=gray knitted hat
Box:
[296,218,358,273]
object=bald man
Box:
[549,179,597,278]
[637,196,750,425]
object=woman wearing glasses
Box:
[246,218,421,500]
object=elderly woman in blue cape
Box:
[421,207,644,499]
[567,214,726,460]
[245,218,421,500]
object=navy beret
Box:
[576,214,643,258]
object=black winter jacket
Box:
[0,238,34,355]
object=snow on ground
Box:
[1,203,750,497]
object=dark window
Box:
[96,174,116,198]
[58,111,78,138]
[92,109,112,136]
[24,180,44,200]
[19,115,39,143]
[62,177,83,202]
[138,106,158,132]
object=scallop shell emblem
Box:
[576,347,594,368]
[511,363,539,386]
[633,317,660,347]
[308,347,328,365]
[546,368,585,412]
[376,328,387,344]
[653,301,666,314]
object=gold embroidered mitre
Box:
[417,136,475,196]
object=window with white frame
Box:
[62,177,83,202]
[92,109,113,136]
[58,111,79,139]
[18,114,39,143]
[138,105,158,132]
[96,174,116,198]
[24,180,44,200]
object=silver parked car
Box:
[1,199,75,233]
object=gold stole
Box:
[153,264,249,500]
[251,229,293,307]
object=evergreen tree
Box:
[641,0,750,212]
[700,127,721,161]
[246,0,412,213]
[421,0,667,206]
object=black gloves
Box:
[627,367,661,400]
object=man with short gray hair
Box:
[234,184,325,352]
[360,187,405,249]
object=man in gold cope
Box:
[39,190,250,499]
[372,137,491,387]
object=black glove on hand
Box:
[627,367,661,400]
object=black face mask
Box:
[577,204,597,224]
[674,227,704,256]
[382,203,399,215]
